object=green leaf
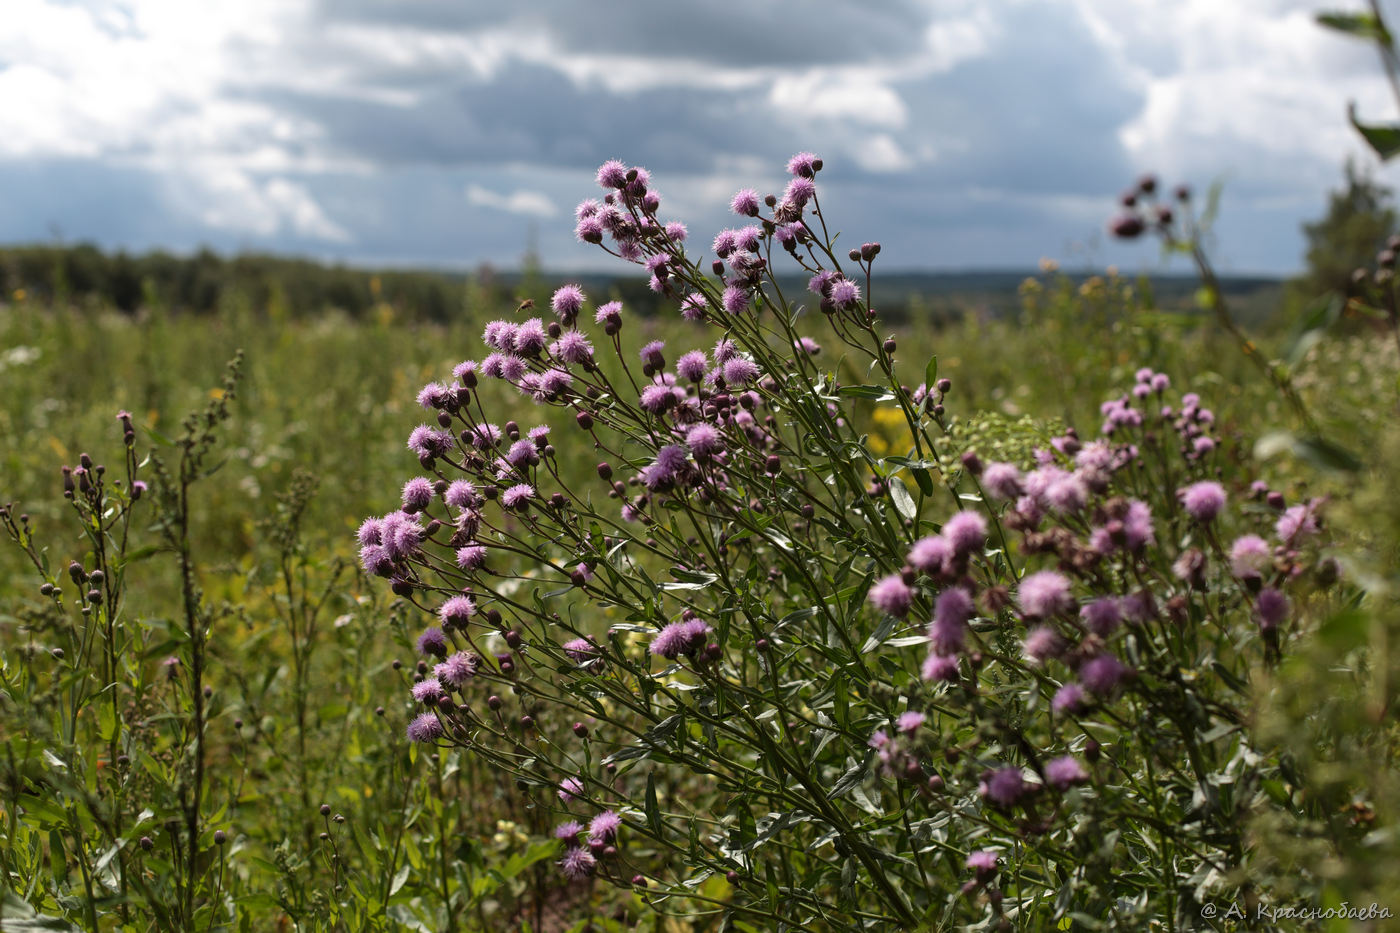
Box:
[1349,103,1400,160]
[1317,11,1391,42]
[912,467,935,497]
[645,773,661,836]
[923,354,938,389]
[837,385,895,402]
[887,477,916,521]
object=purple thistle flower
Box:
[942,511,988,557]
[966,850,998,883]
[533,369,571,402]
[589,810,622,842]
[435,652,479,688]
[676,350,709,382]
[357,517,384,547]
[499,355,528,382]
[721,284,750,314]
[439,595,476,628]
[576,216,604,243]
[1018,570,1075,619]
[979,767,1027,807]
[1052,682,1087,714]
[551,331,593,364]
[680,293,706,321]
[928,587,973,654]
[649,619,712,659]
[1276,500,1321,544]
[730,188,762,216]
[639,384,675,415]
[981,462,1023,501]
[712,229,738,257]
[828,279,860,308]
[665,221,688,241]
[1255,588,1289,632]
[555,821,584,844]
[1021,626,1064,665]
[382,512,424,559]
[594,300,623,329]
[407,425,453,459]
[507,439,540,469]
[417,627,448,658]
[360,544,394,577]
[412,678,444,704]
[1230,534,1272,579]
[563,637,598,663]
[640,340,666,370]
[1044,755,1089,789]
[417,381,451,410]
[445,480,482,511]
[907,535,953,575]
[922,652,959,682]
[1179,481,1227,523]
[712,339,738,364]
[455,545,487,570]
[786,151,821,177]
[501,484,534,510]
[596,160,628,189]
[469,423,502,449]
[558,777,585,802]
[406,713,443,744]
[868,575,913,618]
[1080,598,1122,637]
[479,354,505,379]
[794,336,821,354]
[1079,654,1132,695]
[559,846,597,881]
[808,270,836,296]
[575,200,599,220]
[781,176,816,210]
[721,357,760,387]
[1044,475,1088,514]
[896,711,925,733]
[513,318,548,357]
[685,423,724,461]
[484,320,520,352]
[402,477,434,512]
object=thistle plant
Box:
[365,155,1338,930]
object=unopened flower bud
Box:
[572,721,589,737]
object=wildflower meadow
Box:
[4,31,1400,933]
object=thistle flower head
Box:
[1018,570,1074,619]
[588,810,622,842]
[1179,481,1227,523]
[1044,755,1089,789]
[868,575,913,618]
[406,713,443,743]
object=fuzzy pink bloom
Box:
[1229,534,1272,578]
[907,535,952,575]
[868,575,914,618]
[1179,481,1227,522]
[981,462,1023,501]
[922,652,959,682]
[1021,626,1064,665]
[1044,755,1088,789]
[928,587,973,654]
[1018,570,1074,619]
[942,511,987,557]
[1080,598,1122,637]
[1276,501,1321,544]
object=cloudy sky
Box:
[2,0,1395,275]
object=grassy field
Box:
[1,267,1395,930]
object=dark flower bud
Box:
[51,647,64,660]
[1137,174,1157,195]
[1085,739,1101,763]
[80,453,93,470]
[1120,190,1137,208]
[437,411,452,428]
[204,685,213,698]
[140,836,154,851]
[391,578,414,597]
[1155,205,1173,225]
[883,338,896,354]
[927,774,944,793]
[848,248,862,262]
[576,411,593,430]
[936,378,952,394]
[484,608,502,626]
[487,695,502,711]
[572,721,589,737]
[40,582,54,596]
[214,830,226,845]
[765,455,781,474]
[504,421,519,440]
[437,695,454,712]
[1266,491,1285,511]
[1381,250,1396,269]
[1174,184,1191,201]
[504,630,523,649]
[960,450,983,475]
[1108,215,1145,239]
[547,321,561,338]
[861,242,879,261]
[519,714,533,729]
[726,870,740,884]
[712,260,725,276]
[88,569,104,587]
[69,561,86,584]
[320,803,332,816]
[87,589,101,602]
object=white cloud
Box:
[466,184,557,218]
